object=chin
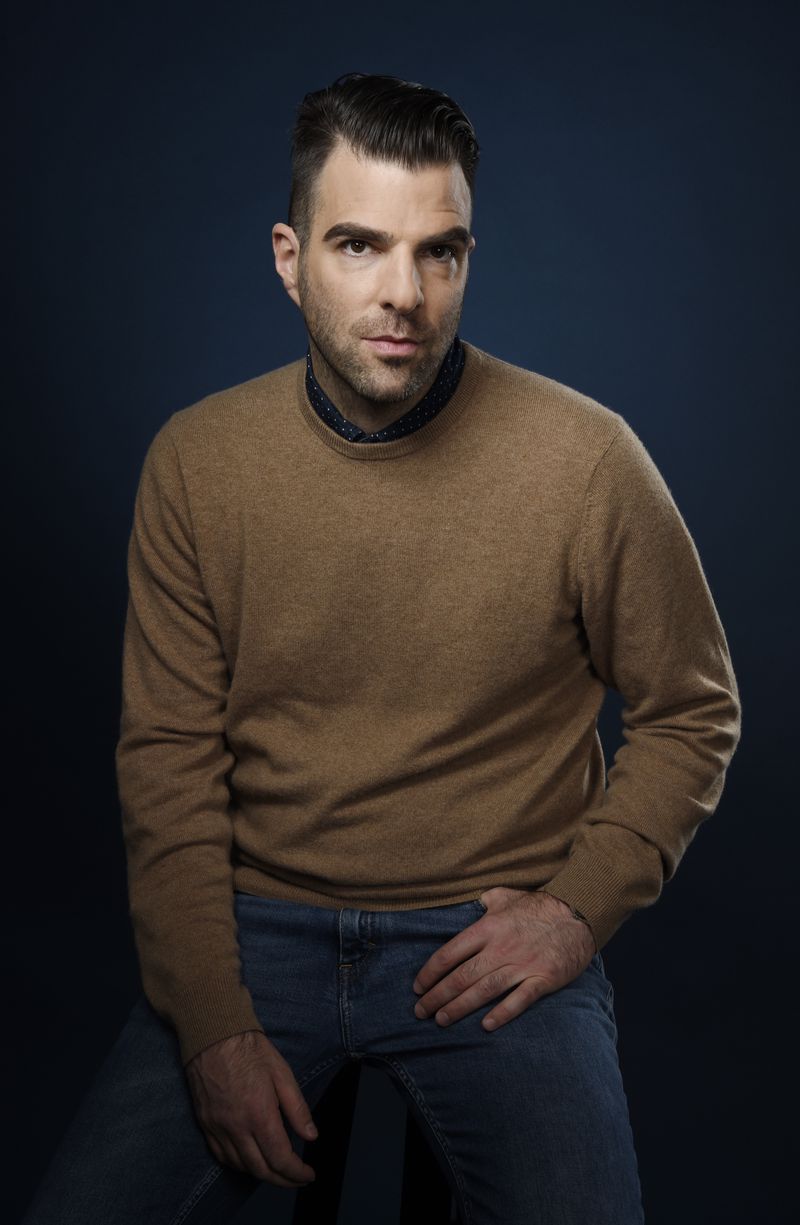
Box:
[366,379,420,404]
[351,368,416,402]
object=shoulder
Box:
[157,358,305,455]
[138,359,305,489]
[463,342,626,458]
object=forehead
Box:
[310,142,472,238]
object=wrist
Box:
[543,891,598,954]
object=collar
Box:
[304,336,465,443]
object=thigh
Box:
[21,993,258,1225]
[22,895,345,1225]
[357,901,644,1225]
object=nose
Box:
[378,250,423,314]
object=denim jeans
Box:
[22,892,644,1224]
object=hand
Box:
[185,1030,318,1187]
[412,887,597,1032]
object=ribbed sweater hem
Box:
[233,865,489,914]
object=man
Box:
[23,73,741,1224]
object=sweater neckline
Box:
[294,341,485,461]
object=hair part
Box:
[288,73,480,242]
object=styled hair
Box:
[288,72,479,240]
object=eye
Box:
[427,244,459,263]
[340,238,372,256]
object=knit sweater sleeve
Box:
[539,420,741,950]
[115,419,265,1067]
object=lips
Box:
[363,335,420,356]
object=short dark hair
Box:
[288,72,480,241]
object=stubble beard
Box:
[298,261,464,408]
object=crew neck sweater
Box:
[116,341,741,1067]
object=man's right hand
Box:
[185,1030,318,1187]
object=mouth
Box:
[363,335,421,357]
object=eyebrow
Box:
[321,222,472,248]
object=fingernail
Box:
[306,1124,318,1138]
[414,1003,427,1018]
[412,983,422,994]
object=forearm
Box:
[117,420,263,1067]
[543,421,741,949]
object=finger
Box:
[252,1110,318,1186]
[420,964,518,1024]
[239,1133,315,1186]
[415,941,505,1016]
[481,975,550,1031]
[412,922,487,995]
[207,1127,247,1174]
[203,1130,228,1168]
[272,1066,319,1142]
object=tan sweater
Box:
[116,342,741,1066]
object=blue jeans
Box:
[22,892,644,1224]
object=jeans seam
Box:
[297,1053,346,1089]
[166,1055,344,1225]
[169,1161,223,1225]
[371,1053,474,1224]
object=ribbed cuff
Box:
[539,850,638,952]
[173,974,265,1067]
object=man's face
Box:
[275,142,475,412]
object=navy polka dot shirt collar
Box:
[304,336,465,444]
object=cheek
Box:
[427,278,465,320]
[325,272,378,318]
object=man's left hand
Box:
[411,887,597,1032]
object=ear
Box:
[272,223,302,308]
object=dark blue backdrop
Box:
[7,1,796,1222]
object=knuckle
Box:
[451,965,474,992]
[477,976,497,1000]
[448,971,466,993]
[483,971,506,996]
[261,1128,293,1164]
[287,1091,309,1119]
[271,1062,296,1089]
